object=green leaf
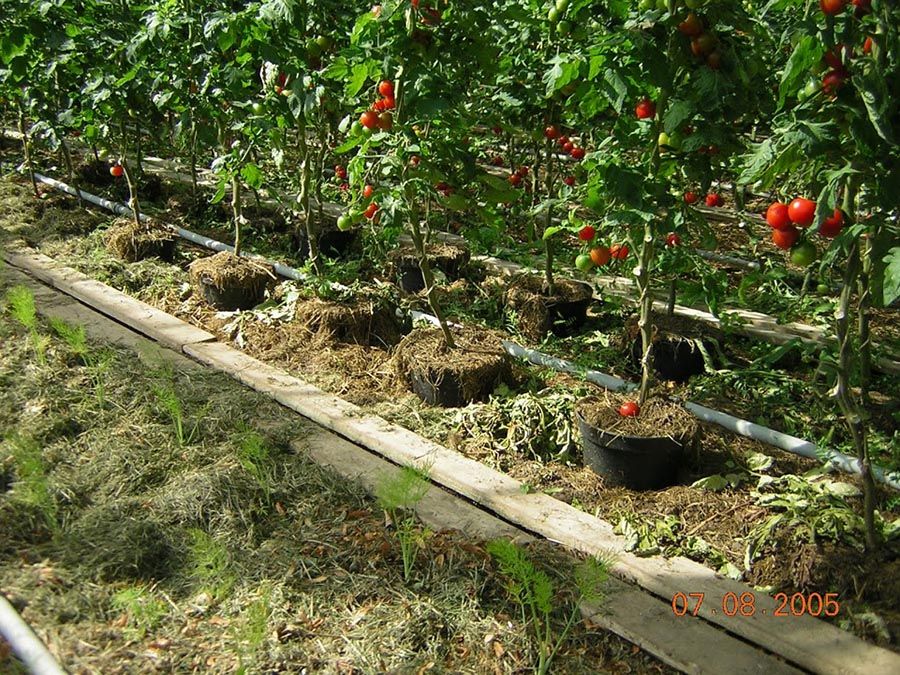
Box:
[778,36,822,109]
[857,69,895,145]
[692,475,729,491]
[663,99,692,134]
[882,247,900,306]
[240,163,263,190]
[345,63,368,99]
[543,53,580,97]
[542,225,565,241]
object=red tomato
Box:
[378,80,394,97]
[110,164,124,178]
[377,111,393,130]
[363,184,374,199]
[683,191,699,205]
[563,141,575,154]
[411,0,419,7]
[516,165,529,176]
[635,98,656,120]
[410,155,420,166]
[382,96,396,110]
[364,202,378,219]
[578,225,596,241]
[705,193,723,207]
[820,0,847,15]
[339,183,349,192]
[788,197,816,227]
[819,208,844,237]
[772,226,800,250]
[544,125,560,140]
[691,33,717,58]
[360,110,379,129]
[373,99,386,112]
[706,51,722,70]
[666,233,681,247]
[610,243,629,260]
[618,401,640,417]
[863,36,874,55]
[563,175,576,186]
[490,155,504,166]
[677,13,703,38]
[570,147,585,160]
[823,45,849,69]
[492,125,503,136]
[508,172,521,187]
[766,202,792,230]
[853,0,872,16]
[822,69,847,96]
[557,135,570,147]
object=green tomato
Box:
[315,35,332,51]
[251,102,264,114]
[556,20,571,36]
[798,79,819,102]
[555,0,569,12]
[657,0,669,11]
[789,241,817,267]
[816,283,830,295]
[658,131,681,151]
[337,214,353,231]
[575,254,594,272]
[548,7,561,23]
[638,0,654,9]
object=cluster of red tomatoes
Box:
[544,125,587,160]
[817,1,873,96]
[766,198,844,260]
[683,190,723,208]
[359,80,396,131]
[507,164,529,187]
[574,225,629,272]
[677,11,721,70]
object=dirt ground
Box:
[0,267,673,674]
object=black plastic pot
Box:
[296,228,358,260]
[397,260,427,294]
[409,370,467,407]
[576,411,690,490]
[145,237,177,263]
[630,335,705,382]
[546,297,591,337]
[196,278,266,311]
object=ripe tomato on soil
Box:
[788,197,816,227]
[772,226,800,250]
[578,225,596,241]
[766,202,791,230]
[619,401,640,417]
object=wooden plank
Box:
[3,248,216,350]
[296,436,802,675]
[182,341,899,675]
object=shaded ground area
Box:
[2,174,898,652]
[0,269,670,674]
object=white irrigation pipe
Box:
[0,595,67,675]
[30,173,900,491]
[33,173,309,284]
